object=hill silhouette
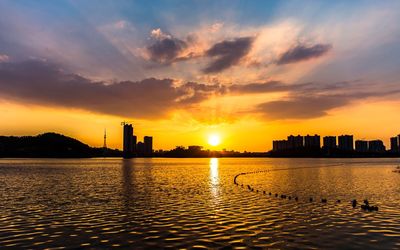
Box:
[0,133,121,158]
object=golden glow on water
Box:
[1,158,400,249]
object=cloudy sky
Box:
[1,0,400,151]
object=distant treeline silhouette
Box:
[0,133,121,158]
[154,146,267,158]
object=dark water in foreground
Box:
[0,158,400,249]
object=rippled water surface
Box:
[1,158,400,249]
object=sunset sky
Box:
[1,0,400,151]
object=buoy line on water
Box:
[233,164,379,212]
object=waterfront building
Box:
[397,135,400,152]
[122,123,153,157]
[137,142,145,155]
[390,137,399,152]
[132,135,137,155]
[144,136,153,156]
[272,140,289,151]
[323,136,336,149]
[123,123,134,157]
[368,140,386,153]
[304,134,320,148]
[288,135,303,149]
[338,135,353,151]
[355,140,368,152]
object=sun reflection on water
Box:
[209,158,219,201]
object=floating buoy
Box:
[361,204,379,212]
[233,167,379,213]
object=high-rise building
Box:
[323,136,336,149]
[137,141,145,156]
[144,136,153,156]
[397,135,400,152]
[132,135,137,155]
[368,140,386,153]
[338,135,353,151]
[288,135,303,149]
[355,140,368,152]
[122,122,153,158]
[123,123,134,157]
[390,137,399,152]
[304,134,320,148]
[273,140,290,151]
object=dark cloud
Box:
[146,37,187,64]
[229,81,315,94]
[229,80,378,119]
[276,43,332,65]
[0,60,223,119]
[1,60,398,121]
[256,95,349,119]
[253,80,400,120]
[203,37,254,73]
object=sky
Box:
[1,0,400,151]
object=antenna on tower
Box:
[103,128,107,149]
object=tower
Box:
[103,129,107,149]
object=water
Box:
[0,158,399,249]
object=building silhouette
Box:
[144,136,153,157]
[398,135,400,150]
[123,123,135,158]
[122,123,153,158]
[355,140,368,152]
[272,140,289,151]
[368,140,385,153]
[288,135,303,149]
[270,133,400,156]
[273,135,304,151]
[304,134,320,148]
[136,141,145,156]
[338,135,353,151]
[392,136,400,152]
[323,136,336,149]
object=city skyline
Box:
[1,0,400,151]
[273,133,400,153]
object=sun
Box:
[208,134,221,146]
